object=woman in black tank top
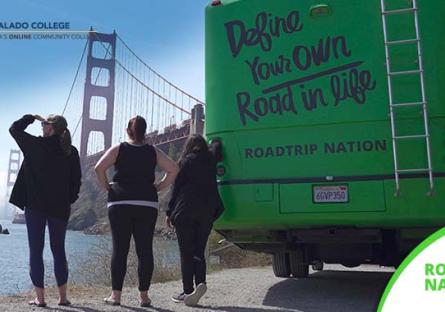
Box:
[95,116,178,307]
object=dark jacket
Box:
[167,151,224,225]
[9,115,82,221]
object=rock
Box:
[12,213,26,224]
[68,207,98,231]
[154,228,177,240]
[2,229,9,235]
[83,223,109,235]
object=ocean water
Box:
[0,219,179,296]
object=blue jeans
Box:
[25,208,68,288]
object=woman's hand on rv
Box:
[165,216,172,228]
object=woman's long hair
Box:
[127,115,147,143]
[47,115,72,156]
[59,129,72,156]
[178,134,209,166]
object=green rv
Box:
[205,0,445,277]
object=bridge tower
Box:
[191,103,205,135]
[5,149,21,217]
[80,30,116,158]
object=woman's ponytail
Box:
[60,129,72,156]
[46,115,72,157]
[127,115,147,143]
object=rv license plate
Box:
[313,185,348,203]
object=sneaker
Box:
[171,292,186,303]
[184,283,207,306]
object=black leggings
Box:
[108,204,158,291]
[175,217,212,294]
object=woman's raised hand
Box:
[33,115,45,122]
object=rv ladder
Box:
[380,0,434,196]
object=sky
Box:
[0,0,209,215]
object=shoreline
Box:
[82,222,176,240]
[1,220,176,239]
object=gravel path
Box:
[0,265,394,312]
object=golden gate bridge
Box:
[4,30,205,218]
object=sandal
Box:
[104,296,120,306]
[140,298,152,307]
[58,300,71,306]
[28,298,47,308]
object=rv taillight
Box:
[216,165,226,177]
[210,138,223,162]
[211,0,222,6]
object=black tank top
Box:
[108,142,158,205]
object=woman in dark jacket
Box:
[167,134,224,306]
[9,114,81,307]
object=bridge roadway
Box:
[82,122,190,167]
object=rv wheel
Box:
[272,253,290,277]
[289,251,309,278]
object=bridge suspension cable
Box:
[62,40,88,116]
[63,31,204,155]
[116,34,204,105]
